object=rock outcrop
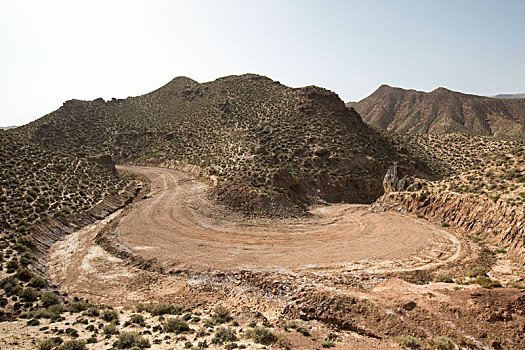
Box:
[383,164,423,193]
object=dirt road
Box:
[44,166,525,349]
[113,165,459,273]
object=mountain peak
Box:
[352,85,525,140]
[165,76,199,87]
[431,87,452,94]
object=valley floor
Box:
[4,166,525,349]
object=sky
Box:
[1,0,524,127]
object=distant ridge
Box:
[493,93,525,99]
[0,125,17,130]
[348,85,525,140]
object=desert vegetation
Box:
[0,130,129,327]
[16,74,435,216]
[0,131,128,234]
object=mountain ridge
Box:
[348,85,525,140]
[16,74,431,216]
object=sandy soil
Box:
[113,165,459,274]
[47,165,461,307]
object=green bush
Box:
[468,268,487,278]
[321,340,335,348]
[0,276,21,296]
[136,303,183,316]
[15,267,33,282]
[215,327,237,343]
[85,306,100,317]
[58,339,86,350]
[17,236,36,249]
[103,322,119,335]
[38,338,62,350]
[434,274,453,283]
[441,222,450,228]
[29,276,47,289]
[6,260,19,270]
[296,327,311,336]
[509,281,525,289]
[27,318,40,326]
[41,292,60,307]
[67,301,91,313]
[212,305,231,324]
[21,287,40,302]
[245,327,277,345]
[395,335,422,349]
[429,336,454,350]
[163,317,190,334]
[114,332,150,349]
[129,313,145,326]
[101,309,119,322]
[473,276,502,288]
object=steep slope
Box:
[349,85,525,140]
[0,131,128,235]
[17,74,430,216]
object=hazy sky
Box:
[1,0,524,127]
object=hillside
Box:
[0,130,130,318]
[348,85,525,140]
[0,131,129,236]
[16,74,431,216]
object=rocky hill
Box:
[348,85,525,140]
[16,74,432,216]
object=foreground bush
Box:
[101,309,119,322]
[58,339,86,350]
[395,335,422,349]
[103,322,119,335]
[41,292,60,308]
[214,326,237,343]
[473,276,502,288]
[163,317,190,333]
[468,267,487,278]
[136,303,183,316]
[245,327,277,345]
[212,305,231,324]
[429,336,454,350]
[434,274,453,283]
[114,332,150,349]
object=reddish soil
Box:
[44,165,525,349]
[113,165,459,274]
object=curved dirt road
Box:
[114,165,459,273]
